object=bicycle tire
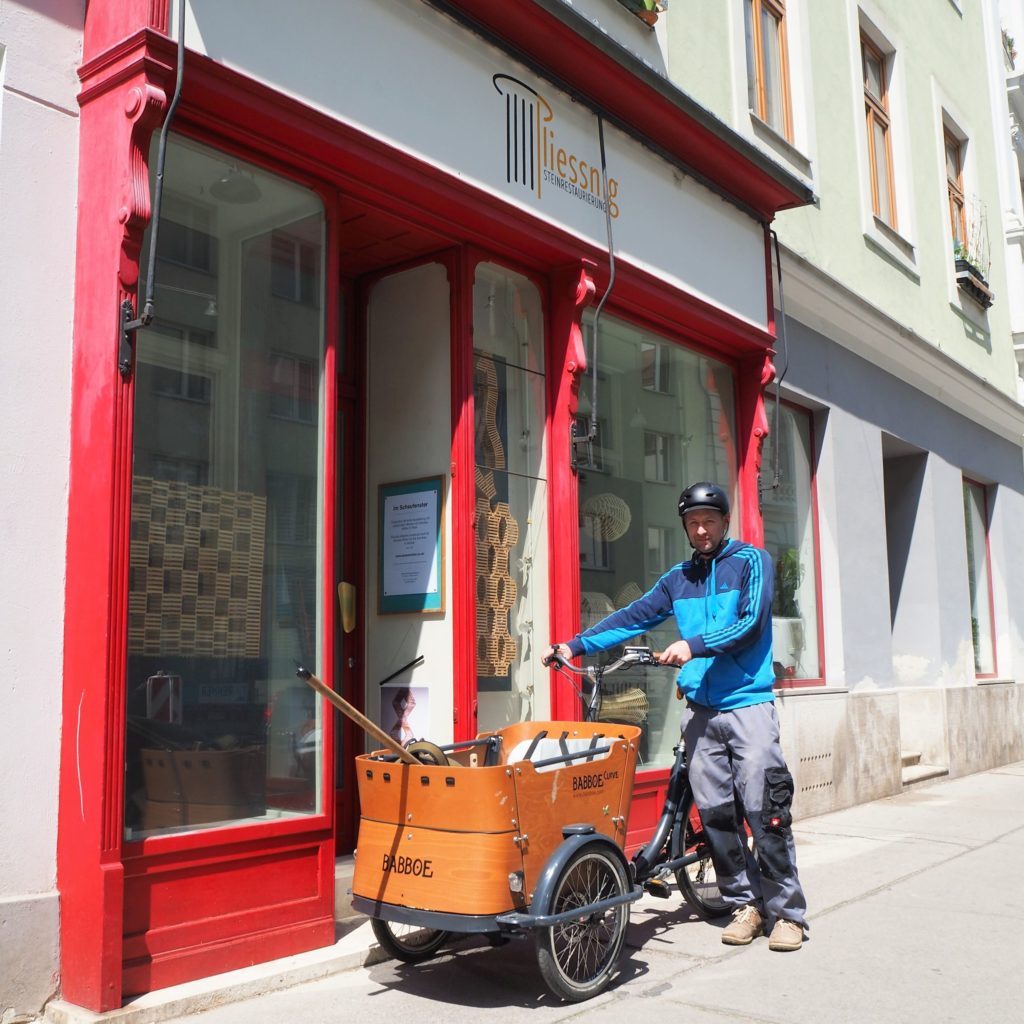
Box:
[534,845,630,1002]
[672,798,731,920]
[370,917,449,963]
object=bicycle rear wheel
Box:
[672,799,731,920]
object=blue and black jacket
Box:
[567,539,776,710]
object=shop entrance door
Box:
[332,203,452,853]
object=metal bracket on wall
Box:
[119,298,150,379]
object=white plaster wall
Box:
[0,1,82,1015]
[177,0,768,330]
[666,0,1021,399]
[887,453,973,689]
[815,408,895,690]
[364,263,454,747]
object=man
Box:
[544,481,807,951]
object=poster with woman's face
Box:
[380,685,430,745]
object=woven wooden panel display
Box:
[475,488,520,676]
[474,356,506,472]
[474,351,523,679]
[128,476,266,657]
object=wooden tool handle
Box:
[296,667,420,765]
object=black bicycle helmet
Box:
[678,481,730,519]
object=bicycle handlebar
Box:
[544,645,661,675]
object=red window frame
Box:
[963,477,998,679]
[769,399,825,690]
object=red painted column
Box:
[449,248,477,741]
[737,349,775,547]
[546,261,595,720]
[58,27,172,1010]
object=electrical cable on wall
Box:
[119,0,187,376]
[576,114,617,467]
[769,228,790,490]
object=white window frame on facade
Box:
[851,4,918,277]
[730,0,815,183]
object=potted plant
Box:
[953,240,994,309]
[1003,27,1017,68]
[772,548,805,677]
[616,0,667,27]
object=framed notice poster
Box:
[378,476,445,614]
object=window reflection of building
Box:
[472,263,549,731]
[646,525,674,576]
[643,430,671,483]
[124,134,326,840]
[577,312,737,768]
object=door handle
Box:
[338,582,356,634]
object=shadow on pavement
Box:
[359,894,721,1009]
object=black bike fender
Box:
[529,832,633,916]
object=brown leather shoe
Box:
[768,918,803,951]
[721,905,763,945]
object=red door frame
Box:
[61,6,798,1010]
[333,270,365,852]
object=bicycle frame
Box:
[631,744,705,882]
[544,649,718,892]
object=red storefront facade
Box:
[58,0,811,1010]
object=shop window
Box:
[124,134,326,841]
[744,0,792,141]
[151,456,209,487]
[269,352,317,423]
[157,194,217,273]
[150,365,212,403]
[271,231,320,305]
[472,262,549,733]
[643,431,672,483]
[577,313,737,769]
[640,341,671,393]
[267,472,317,545]
[646,525,675,576]
[761,402,821,684]
[963,479,995,675]
[861,32,897,229]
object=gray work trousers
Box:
[681,699,807,930]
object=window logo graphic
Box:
[493,74,619,218]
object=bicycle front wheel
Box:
[370,917,449,963]
[672,799,731,920]
[535,846,630,1002]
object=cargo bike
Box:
[297,647,730,1003]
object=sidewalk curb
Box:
[43,922,384,1024]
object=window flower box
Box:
[954,258,994,309]
[616,0,667,26]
